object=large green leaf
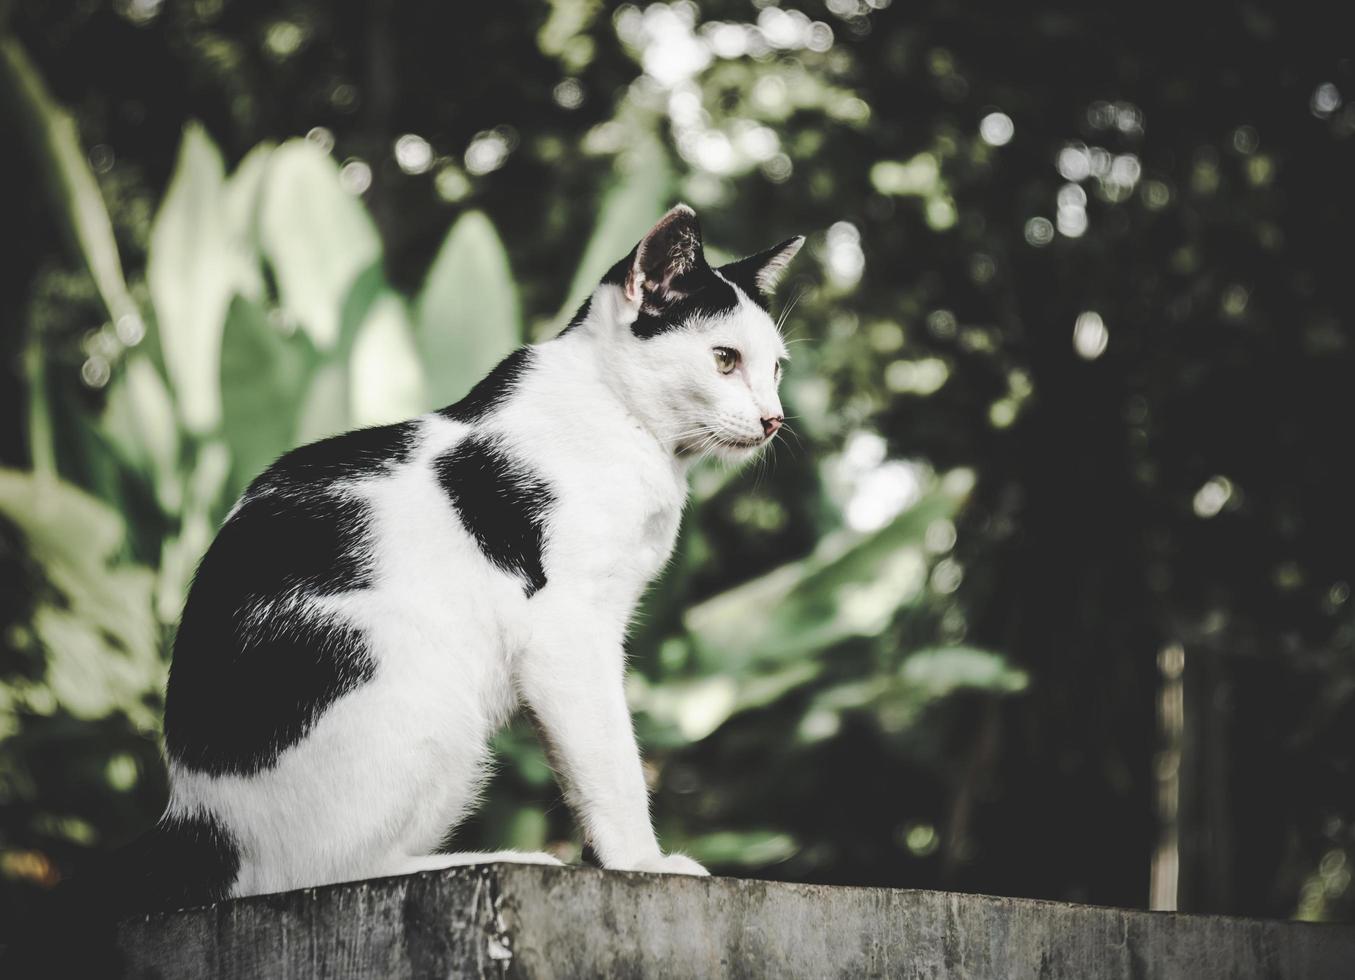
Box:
[1,38,142,477]
[684,480,968,671]
[0,470,162,736]
[154,441,230,623]
[806,646,1029,736]
[294,361,351,447]
[102,354,182,514]
[220,297,318,498]
[220,141,276,303]
[350,292,426,426]
[898,646,1029,698]
[147,123,241,434]
[259,140,381,352]
[414,210,522,410]
[0,39,139,328]
[629,659,821,747]
[671,829,798,868]
[550,136,672,333]
[46,365,146,529]
[337,262,388,359]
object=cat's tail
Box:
[1,812,240,977]
[85,810,242,913]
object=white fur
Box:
[164,268,789,897]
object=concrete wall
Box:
[116,864,1355,979]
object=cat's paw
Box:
[627,853,710,877]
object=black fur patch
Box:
[597,249,741,340]
[2,813,242,975]
[600,249,634,286]
[123,812,242,910]
[249,420,416,494]
[630,266,741,340]
[716,237,802,312]
[434,437,554,597]
[717,258,772,311]
[165,423,414,776]
[559,296,592,335]
[439,347,535,423]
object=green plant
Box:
[0,38,539,892]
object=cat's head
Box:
[575,204,804,463]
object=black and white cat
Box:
[149,205,802,904]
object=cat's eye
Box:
[713,347,739,374]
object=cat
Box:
[140,204,803,906]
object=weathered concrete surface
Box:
[116,864,1355,979]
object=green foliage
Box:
[103,354,182,514]
[148,123,240,434]
[0,470,161,736]
[683,484,965,671]
[415,211,521,406]
[258,141,382,354]
[351,291,426,427]
[0,62,555,909]
[0,39,139,331]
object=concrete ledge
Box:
[116,864,1355,979]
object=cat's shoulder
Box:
[247,420,421,498]
[438,347,537,425]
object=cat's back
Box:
[179,417,423,628]
[163,418,425,775]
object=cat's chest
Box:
[548,455,684,585]
[459,415,686,604]
[570,472,681,557]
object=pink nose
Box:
[761,416,783,438]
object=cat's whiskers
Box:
[776,421,806,460]
[658,423,725,454]
[775,285,808,337]
[696,432,726,465]
[765,440,782,482]
[752,443,773,491]
[659,424,723,459]
[657,423,719,439]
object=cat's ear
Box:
[624,204,706,309]
[717,236,805,305]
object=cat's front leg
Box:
[518,618,708,877]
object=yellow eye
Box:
[713,347,739,374]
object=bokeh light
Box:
[979,111,1014,147]
[1072,311,1109,359]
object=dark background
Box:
[1,0,1352,938]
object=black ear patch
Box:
[597,205,741,338]
[717,236,805,310]
[596,209,798,337]
[629,204,706,309]
[628,270,740,339]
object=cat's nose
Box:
[761,416,783,438]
